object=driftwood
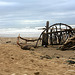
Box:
[18,35,38,42]
[49,23,74,45]
[60,35,75,50]
[17,34,41,49]
[17,21,75,49]
[17,35,32,50]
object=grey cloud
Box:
[0,0,75,28]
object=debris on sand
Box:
[59,36,75,50]
[40,55,52,59]
[21,45,35,50]
[6,41,11,43]
[66,60,75,64]
[34,72,40,75]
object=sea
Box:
[0,25,75,37]
[0,27,43,37]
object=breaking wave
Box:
[0,25,75,37]
[0,27,43,37]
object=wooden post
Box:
[46,21,49,33]
[50,29,53,45]
[59,32,62,44]
[46,21,49,45]
[54,33,57,44]
[55,26,58,44]
[42,33,48,46]
[55,26,57,44]
[42,21,49,46]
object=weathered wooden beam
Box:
[50,29,53,45]
[50,23,73,29]
[42,33,48,46]
[45,21,49,45]
[19,37,38,42]
[59,32,62,44]
[60,35,75,50]
[41,21,49,46]
[46,21,49,33]
[54,33,57,44]
[48,30,74,34]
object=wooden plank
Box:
[20,37,38,42]
[59,32,62,44]
[46,21,49,45]
[48,30,73,34]
[50,29,53,45]
[42,21,49,46]
[60,35,75,50]
[42,33,48,46]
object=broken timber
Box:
[17,21,75,48]
[60,35,75,50]
[38,22,75,46]
[42,21,49,46]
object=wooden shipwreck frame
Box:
[17,21,75,48]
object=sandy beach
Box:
[0,0,75,74]
[0,37,75,75]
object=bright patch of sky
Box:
[0,1,17,6]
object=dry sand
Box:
[0,37,75,75]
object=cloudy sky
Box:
[0,0,75,28]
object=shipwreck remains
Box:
[59,35,75,50]
[17,21,75,49]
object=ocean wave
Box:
[0,25,75,37]
[0,27,43,37]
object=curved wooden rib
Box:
[49,23,73,29]
[17,34,22,47]
[17,34,42,47]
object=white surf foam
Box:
[0,25,75,37]
[0,27,43,37]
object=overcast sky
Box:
[0,0,75,28]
